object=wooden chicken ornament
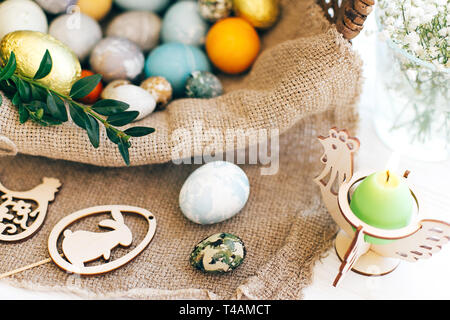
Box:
[314,128,450,287]
[0,178,61,241]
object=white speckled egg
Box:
[49,13,102,61]
[101,84,156,121]
[161,1,208,46]
[35,0,77,14]
[0,0,48,41]
[106,11,161,52]
[101,79,131,99]
[179,161,250,225]
[89,37,145,82]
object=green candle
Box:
[350,171,414,244]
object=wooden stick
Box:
[0,258,52,280]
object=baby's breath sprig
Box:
[0,51,155,166]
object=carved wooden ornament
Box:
[314,128,450,287]
[48,205,156,275]
[0,178,61,241]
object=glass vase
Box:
[374,30,450,162]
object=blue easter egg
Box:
[145,43,211,96]
[161,1,208,46]
[179,161,250,225]
[114,0,170,12]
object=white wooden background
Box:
[0,15,448,300]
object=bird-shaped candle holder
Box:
[314,128,450,287]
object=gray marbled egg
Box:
[36,0,77,14]
[106,11,161,52]
[90,37,144,82]
[185,71,223,99]
[190,233,246,274]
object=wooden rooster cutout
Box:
[0,178,61,241]
[314,128,450,286]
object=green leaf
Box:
[70,74,102,99]
[47,93,68,121]
[124,126,155,137]
[0,93,2,106]
[91,99,129,116]
[118,139,130,166]
[17,79,31,102]
[39,115,63,126]
[68,102,88,129]
[85,115,100,148]
[33,50,52,80]
[28,100,47,112]
[0,79,17,99]
[12,92,21,107]
[0,52,16,81]
[18,105,29,123]
[107,111,139,127]
[30,84,47,101]
[106,127,120,144]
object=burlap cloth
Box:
[0,0,362,299]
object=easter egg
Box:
[77,70,103,104]
[106,11,161,52]
[190,233,246,274]
[179,161,250,225]
[198,0,233,22]
[0,0,48,41]
[185,71,223,98]
[233,0,280,29]
[101,79,131,100]
[206,17,260,74]
[161,1,208,46]
[77,0,112,21]
[350,171,414,244]
[114,0,170,13]
[140,77,173,107]
[90,37,145,82]
[101,84,156,121]
[145,43,211,96]
[35,0,77,14]
[49,13,102,61]
[0,31,81,95]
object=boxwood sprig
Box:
[0,51,155,166]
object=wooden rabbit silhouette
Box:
[62,209,133,268]
[0,177,61,241]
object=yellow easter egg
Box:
[0,30,81,95]
[78,0,112,21]
[233,0,280,29]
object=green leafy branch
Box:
[0,51,155,165]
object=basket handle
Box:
[317,0,375,40]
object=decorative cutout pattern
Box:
[0,178,61,241]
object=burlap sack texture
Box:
[0,0,362,299]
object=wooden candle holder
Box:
[314,128,450,287]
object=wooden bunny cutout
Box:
[0,177,61,241]
[62,209,133,268]
[314,128,450,287]
[48,205,157,275]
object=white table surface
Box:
[0,17,448,300]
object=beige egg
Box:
[106,11,161,52]
[140,76,173,107]
[89,37,144,82]
[101,79,131,99]
[101,84,156,121]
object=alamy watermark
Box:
[171,121,280,175]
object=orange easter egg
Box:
[78,70,103,104]
[206,17,260,74]
[77,0,112,21]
